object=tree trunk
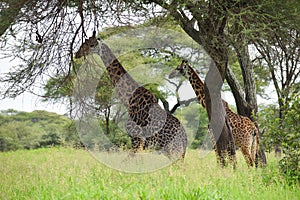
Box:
[205,61,236,168]
[225,66,252,117]
[231,40,267,166]
[237,46,257,118]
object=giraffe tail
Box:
[251,133,256,153]
[251,127,260,167]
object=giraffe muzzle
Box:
[169,69,180,79]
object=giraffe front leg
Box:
[126,120,144,153]
[130,137,144,153]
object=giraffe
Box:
[75,31,187,162]
[169,60,259,167]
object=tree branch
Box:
[170,97,198,114]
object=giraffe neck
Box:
[186,65,235,117]
[224,105,236,119]
[96,41,137,86]
[186,66,206,107]
[96,41,141,106]
[222,101,238,124]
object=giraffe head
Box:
[169,60,190,79]
[75,31,100,58]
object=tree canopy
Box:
[0,109,72,151]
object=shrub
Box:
[259,95,300,183]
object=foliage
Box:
[278,96,300,184]
[42,73,75,104]
[258,95,300,183]
[0,148,299,199]
[0,110,71,151]
[0,109,134,151]
[0,102,210,152]
[175,103,208,149]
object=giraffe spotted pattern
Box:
[169,60,259,167]
[75,32,187,162]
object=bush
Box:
[0,110,70,151]
[259,96,300,183]
[278,96,300,184]
[279,150,299,184]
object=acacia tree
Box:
[254,24,300,156]
[3,0,298,166]
[254,26,300,125]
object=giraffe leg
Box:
[250,136,257,167]
[240,146,254,167]
[130,137,144,153]
[253,135,259,168]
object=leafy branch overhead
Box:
[0,1,297,113]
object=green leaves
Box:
[0,110,71,151]
[258,96,300,183]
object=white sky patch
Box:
[0,56,68,115]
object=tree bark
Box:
[235,43,258,118]
[205,61,236,167]
[232,39,267,166]
[225,65,252,117]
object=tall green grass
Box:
[0,148,299,199]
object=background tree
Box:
[254,28,300,155]
[0,110,72,151]
[247,0,300,161]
